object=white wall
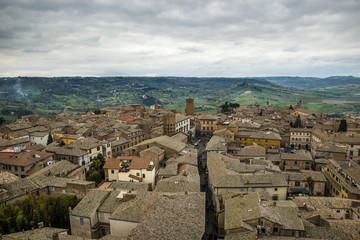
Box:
[30,134,48,146]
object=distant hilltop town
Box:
[1,98,360,240]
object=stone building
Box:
[163,113,175,136]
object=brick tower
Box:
[186,98,194,116]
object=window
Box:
[50,186,55,191]
[142,174,145,178]
[15,166,18,171]
[89,149,92,154]
[62,189,66,194]
[273,227,278,233]
[80,218,84,226]
[330,153,334,158]
[295,181,300,187]
[111,170,114,174]
[274,188,278,191]
[136,172,140,176]
[21,166,24,172]
[97,146,100,151]
[272,195,279,200]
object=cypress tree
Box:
[293,115,303,128]
[338,119,347,132]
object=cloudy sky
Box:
[0,0,359,77]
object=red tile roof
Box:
[129,174,142,181]
[0,151,53,167]
[103,156,151,170]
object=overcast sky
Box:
[0,0,359,77]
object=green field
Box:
[0,76,359,121]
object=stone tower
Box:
[186,98,194,116]
[297,100,303,108]
[163,113,175,136]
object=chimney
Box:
[273,201,277,206]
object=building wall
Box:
[89,146,103,160]
[29,134,49,146]
[139,151,164,169]
[125,142,179,159]
[163,114,176,136]
[66,182,95,199]
[111,142,129,158]
[200,120,216,136]
[109,219,138,238]
[290,131,311,149]
[281,159,312,170]
[215,186,287,200]
[323,166,360,199]
[70,215,92,239]
[176,118,190,133]
[235,137,281,150]
[314,151,346,161]
[61,138,77,145]
[98,212,111,224]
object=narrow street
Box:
[197,137,218,240]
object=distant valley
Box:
[0,76,360,120]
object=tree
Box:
[0,193,79,235]
[338,119,347,132]
[289,105,294,110]
[221,102,229,113]
[88,171,101,186]
[307,176,315,196]
[94,109,101,114]
[229,103,240,108]
[0,116,6,126]
[293,115,303,128]
[47,133,53,145]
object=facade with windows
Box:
[198,114,218,137]
[175,114,190,133]
[289,128,312,149]
[323,160,360,199]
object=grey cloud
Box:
[0,0,359,77]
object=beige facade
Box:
[290,128,312,149]
[109,220,138,238]
[215,186,287,201]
